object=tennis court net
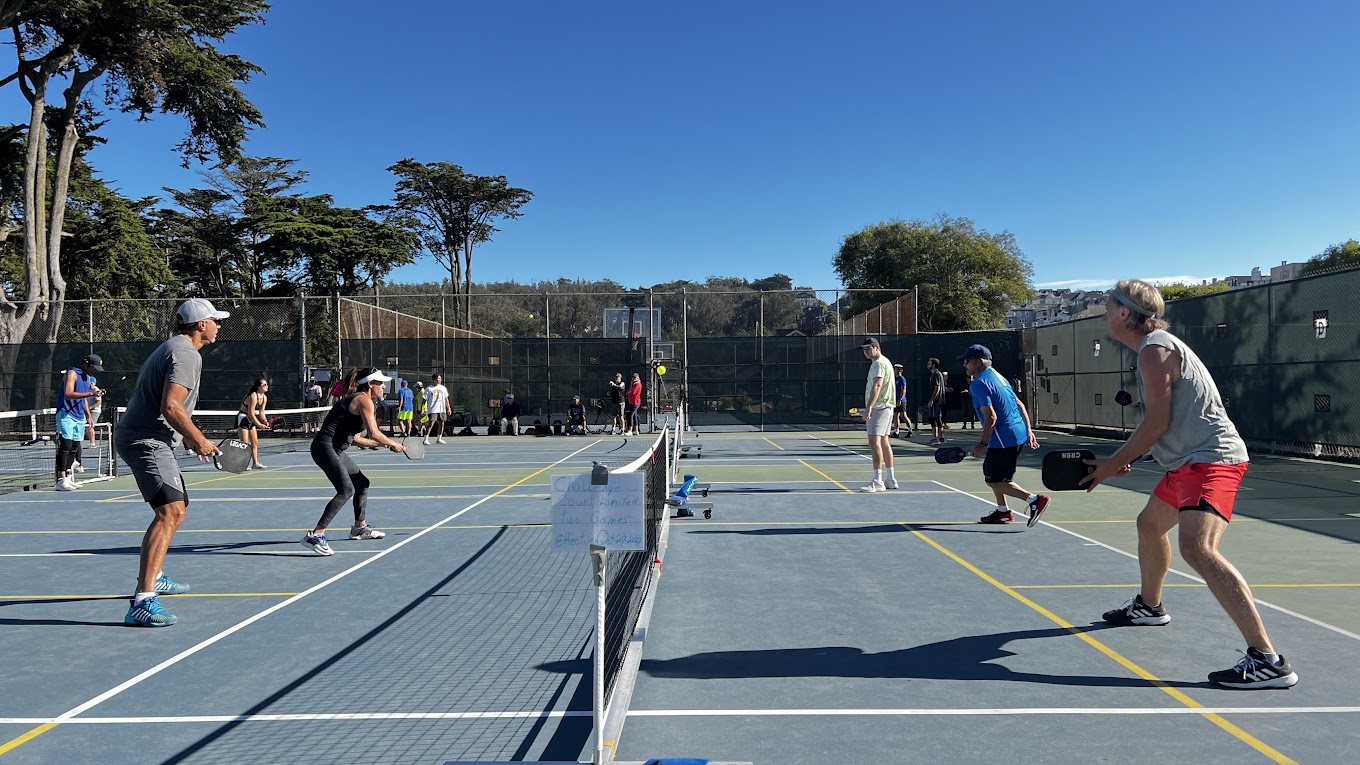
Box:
[602,427,670,707]
[0,408,115,495]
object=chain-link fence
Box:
[1032,267,1360,457]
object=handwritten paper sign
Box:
[550,472,646,552]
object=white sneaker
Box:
[55,477,77,492]
[859,480,885,493]
[885,478,899,490]
[423,438,430,445]
[437,437,446,444]
[73,461,85,473]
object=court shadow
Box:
[688,524,912,537]
[0,596,127,608]
[624,626,1206,689]
[52,540,306,556]
[0,617,127,627]
[907,523,1027,534]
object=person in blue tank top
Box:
[54,354,104,492]
[959,344,1048,526]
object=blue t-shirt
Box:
[894,375,907,403]
[56,367,93,419]
[969,367,1027,448]
[397,386,415,412]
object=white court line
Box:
[0,553,95,557]
[928,479,1360,643]
[2,706,1356,725]
[27,440,604,727]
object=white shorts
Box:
[865,405,893,437]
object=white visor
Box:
[358,370,393,385]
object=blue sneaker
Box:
[154,573,190,595]
[301,533,333,556]
[125,596,178,627]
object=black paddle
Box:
[212,438,253,473]
[1041,449,1096,491]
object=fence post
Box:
[759,291,765,433]
[88,301,94,353]
[299,293,307,406]
[335,293,343,372]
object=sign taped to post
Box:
[550,472,645,552]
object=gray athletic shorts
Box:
[428,412,447,422]
[115,433,189,508]
[865,405,894,436]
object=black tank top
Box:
[315,393,366,451]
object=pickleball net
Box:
[601,426,670,707]
[0,407,115,495]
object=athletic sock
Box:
[873,469,882,483]
[997,505,1008,513]
[133,591,156,605]
[1026,493,1039,504]
[885,467,896,482]
[1260,651,1282,666]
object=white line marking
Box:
[3,706,1356,725]
[627,706,1360,717]
[0,553,96,557]
[37,441,604,724]
[928,479,1360,643]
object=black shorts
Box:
[893,403,906,414]
[235,412,256,430]
[983,445,1024,484]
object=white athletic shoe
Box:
[885,478,899,490]
[423,438,430,445]
[437,437,446,444]
[55,477,78,492]
[73,461,85,473]
[859,480,885,493]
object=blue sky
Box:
[47,0,1360,292]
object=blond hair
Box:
[1111,279,1168,332]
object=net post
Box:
[589,542,607,765]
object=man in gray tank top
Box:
[113,298,227,628]
[1080,279,1297,689]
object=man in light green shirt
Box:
[860,337,897,492]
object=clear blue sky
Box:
[62,0,1360,292]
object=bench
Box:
[678,442,703,458]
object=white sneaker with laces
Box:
[437,437,446,444]
[885,478,899,490]
[55,477,77,491]
[423,438,431,445]
[859,480,885,493]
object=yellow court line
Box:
[798,459,851,492]
[1010,583,1360,590]
[761,437,785,451]
[0,724,55,756]
[0,593,301,600]
[903,524,1296,765]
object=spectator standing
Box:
[926,358,947,446]
[423,373,450,444]
[625,373,643,435]
[608,373,626,435]
[396,380,415,437]
[892,363,913,437]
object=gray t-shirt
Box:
[1137,329,1248,470]
[115,334,204,446]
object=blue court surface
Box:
[1,431,1357,764]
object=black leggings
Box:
[56,436,81,474]
[310,442,370,531]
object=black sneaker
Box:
[1025,494,1050,528]
[1208,648,1299,689]
[979,509,1013,524]
[1102,594,1171,626]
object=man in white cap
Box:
[114,298,228,627]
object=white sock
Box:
[873,469,882,482]
[1260,651,1282,666]
[998,505,1008,513]
[133,591,156,605]
[885,467,896,482]
[1026,494,1039,504]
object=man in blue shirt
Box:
[396,380,415,437]
[960,344,1049,526]
[54,354,104,491]
[892,363,913,438]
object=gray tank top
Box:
[1137,330,1248,470]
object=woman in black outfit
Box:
[301,368,405,556]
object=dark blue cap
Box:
[956,344,991,362]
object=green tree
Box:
[148,187,245,297]
[833,214,1033,331]
[1158,281,1229,301]
[0,0,267,350]
[375,159,533,327]
[255,194,418,296]
[1300,239,1360,276]
[202,156,309,295]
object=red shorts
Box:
[1153,462,1249,520]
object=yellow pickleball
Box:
[656,365,667,376]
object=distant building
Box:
[1270,261,1309,283]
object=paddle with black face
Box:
[1041,449,1097,491]
[1115,390,1133,407]
[213,438,253,473]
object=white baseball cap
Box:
[177,298,230,323]
[358,368,393,385]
